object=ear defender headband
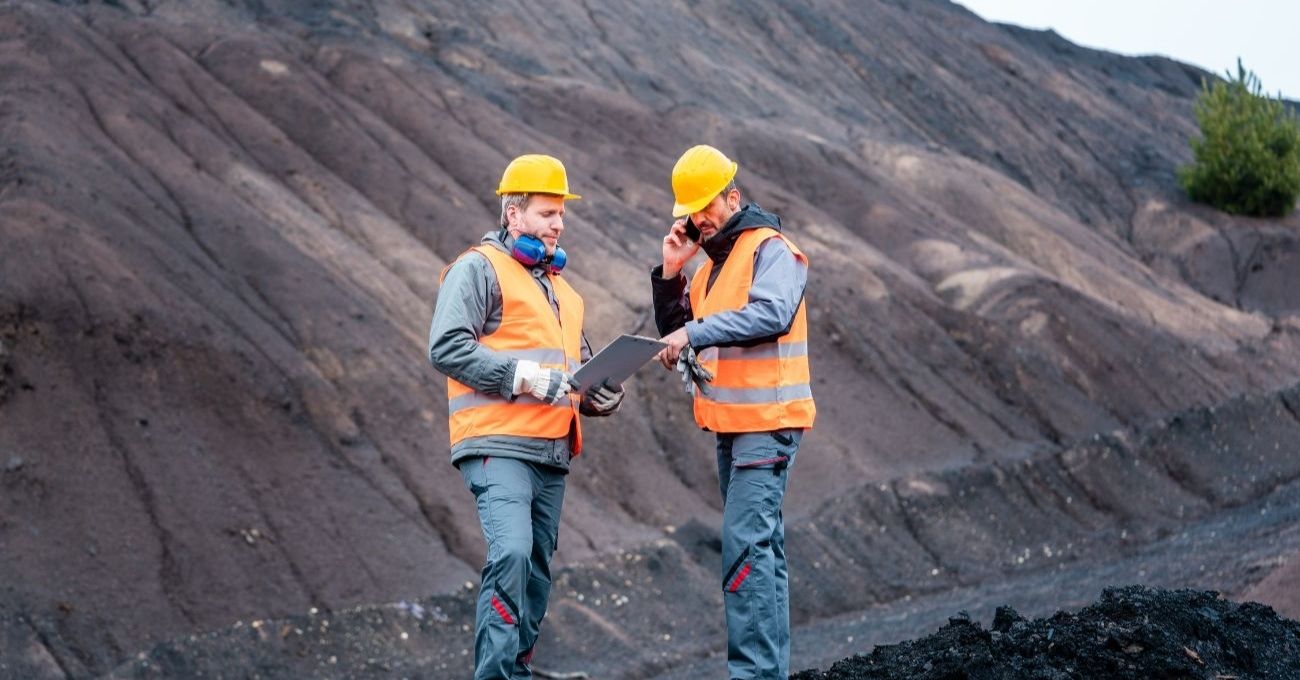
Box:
[511,233,567,273]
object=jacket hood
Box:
[700,203,783,265]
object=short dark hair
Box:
[717,180,739,204]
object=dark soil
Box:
[791,586,1300,680]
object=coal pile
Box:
[791,586,1300,680]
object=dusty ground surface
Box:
[660,450,1300,678]
[2,0,1299,677]
[2,380,1284,679]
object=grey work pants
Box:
[459,456,566,680]
[716,428,802,680]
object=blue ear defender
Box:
[511,233,546,265]
[511,233,567,273]
[547,245,567,272]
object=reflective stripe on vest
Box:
[440,245,585,454]
[688,228,816,433]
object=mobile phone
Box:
[683,217,701,243]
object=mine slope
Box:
[1,0,1298,677]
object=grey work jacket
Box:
[650,204,810,440]
[428,230,606,471]
[651,204,808,353]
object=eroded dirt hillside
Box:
[1,0,1298,675]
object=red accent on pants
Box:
[727,564,752,592]
[491,595,516,625]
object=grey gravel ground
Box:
[653,476,1300,679]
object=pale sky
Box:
[958,1,1300,100]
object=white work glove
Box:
[512,359,576,405]
[587,379,624,414]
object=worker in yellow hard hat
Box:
[428,154,624,680]
[650,144,815,679]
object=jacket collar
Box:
[484,229,549,274]
[700,203,783,265]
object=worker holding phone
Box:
[649,145,815,679]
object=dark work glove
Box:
[588,379,624,414]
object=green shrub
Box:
[1179,60,1300,218]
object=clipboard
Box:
[573,334,667,392]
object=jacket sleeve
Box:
[427,253,517,399]
[650,264,693,337]
[684,237,807,349]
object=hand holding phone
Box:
[662,218,701,278]
[682,217,701,243]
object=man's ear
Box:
[505,204,521,231]
[726,189,740,212]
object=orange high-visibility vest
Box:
[441,245,584,454]
[688,227,815,433]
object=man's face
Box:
[508,194,566,254]
[688,189,739,242]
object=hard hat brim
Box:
[495,190,582,200]
[670,161,737,217]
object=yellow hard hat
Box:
[670,145,738,217]
[496,154,581,199]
